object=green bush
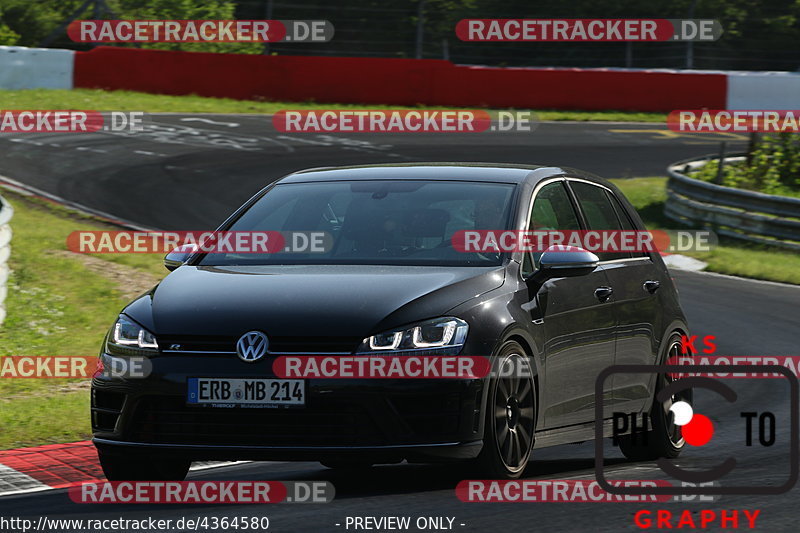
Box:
[690,133,800,198]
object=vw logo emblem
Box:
[236,331,269,362]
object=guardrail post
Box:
[715,141,726,184]
[746,132,759,165]
[0,194,13,326]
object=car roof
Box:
[277,162,563,185]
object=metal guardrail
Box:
[0,193,13,326]
[666,154,800,251]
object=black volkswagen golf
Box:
[92,163,689,480]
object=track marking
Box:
[103,122,283,152]
[609,129,748,142]
[180,117,240,128]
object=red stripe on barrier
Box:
[0,441,104,487]
[74,47,451,104]
[432,66,727,111]
[73,47,727,112]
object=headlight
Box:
[358,318,468,355]
[105,315,159,356]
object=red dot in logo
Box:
[681,413,714,446]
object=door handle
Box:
[594,286,613,302]
[643,280,661,294]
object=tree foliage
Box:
[0,0,260,53]
[0,0,799,68]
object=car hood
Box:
[125,264,505,338]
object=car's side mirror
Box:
[164,243,198,271]
[530,246,599,282]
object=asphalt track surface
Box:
[2,115,800,532]
[0,114,749,229]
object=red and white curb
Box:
[0,441,101,496]
[0,441,245,497]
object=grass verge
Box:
[610,177,800,285]
[0,88,666,122]
[0,190,163,448]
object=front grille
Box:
[158,335,361,354]
[270,336,361,353]
[128,396,384,446]
[159,336,233,353]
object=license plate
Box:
[187,378,305,407]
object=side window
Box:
[569,181,631,261]
[522,181,581,276]
[605,190,647,257]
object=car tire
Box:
[98,450,191,481]
[475,341,536,479]
[618,333,691,461]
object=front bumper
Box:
[92,352,485,462]
[93,438,483,463]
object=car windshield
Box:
[197,179,516,266]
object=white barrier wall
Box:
[0,194,12,326]
[0,46,74,89]
[727,71,800,110]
